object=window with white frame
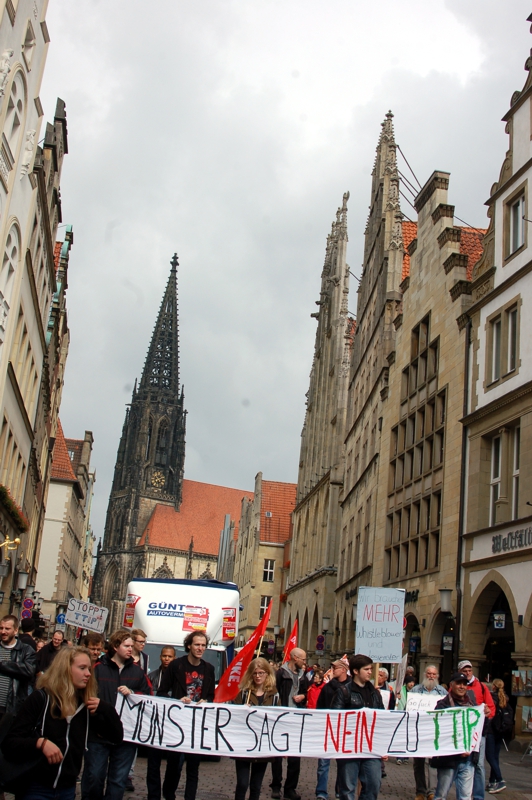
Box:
[486,297,521,389]
[263,559,275,582]
[490,436,501,526]
[512,427,520,520]
[259,596,271,619]
[510,194,525,254]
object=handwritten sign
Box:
[355,587,405,663]
[65,598,109,633]
[405,694,440,712]
[117,694,484,759]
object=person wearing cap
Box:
[411,666,447,800]
[314,660,351,800]
[457,660,495,800]
[431,672,478,800]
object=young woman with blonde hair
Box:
[233,658,279,800]
[486,678,513,794]
[2,645,122,799]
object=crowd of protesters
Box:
[0,615,516,800]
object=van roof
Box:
[128,578,238,590]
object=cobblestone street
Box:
[90,748,532,800]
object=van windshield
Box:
[144,643,225,683]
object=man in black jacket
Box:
[270,648,309,800]
[36,629,66,674]
[431,672,477,800]
[315,660,351,800]
[156,631,215,800]
[331,654,385,800]
[0,614,36,719]
[81,628,151,800]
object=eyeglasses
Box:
[253,670,267,676]
[134,639,146,644]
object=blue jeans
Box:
[337,758,382,800]
[82,740,137,800]
[434,759,475,800]
[20,786,76,800]
[485,735,503,784]
[473,736,486,800]
[316,758,330,798]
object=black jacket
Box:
[36,641,66,673]
[331,679,384,711]
[157,655,215,702]
[2,689,122,789]
[0,638,36,714]
[18,633,37,651]
[275,664,309,707]
[93,654,152,706]
[317,677,351,709]
[430,691,477,769]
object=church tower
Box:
[92,254,186,626]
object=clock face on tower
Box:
[151,470,165,488]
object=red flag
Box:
[214,600,273,703]
[282,619,298,663]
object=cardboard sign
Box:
[65,598,108,633]
[405,694,440,712]
[355,587,406,663]
[182,605,209,632]
[222,608,236,639]
[117,694,484,759]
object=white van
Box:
[122,577,239,681]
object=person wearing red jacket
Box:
[457,660,495,800]
[306,670,325,709]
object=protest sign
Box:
[406,694,440,712]
[355,587,405,662]
[117,694,484,760]
[65,598,108,633]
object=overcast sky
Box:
[39,0,531,541]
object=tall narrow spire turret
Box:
[139,253,180,395]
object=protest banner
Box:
[117,694,484,760]
[65,598,108,633]
[355,586,405,663]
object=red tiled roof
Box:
[138,479,254,556]
[401,221,418,280]
[459,228,486,279]
[51,420,77,482]
[65,438,83,473]
[53,242,62,275]
[260,480,297,544]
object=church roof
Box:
[259,480,297,544]
[51,420,78,482]
[138,479,254,556]
[401,221,418,280]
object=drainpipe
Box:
[455,318,471,669]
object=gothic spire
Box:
[139,253,180,395]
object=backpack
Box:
[491,702,514,736]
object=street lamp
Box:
[322,616,330,633]
[439,588,453,615]
[17,570,29,591]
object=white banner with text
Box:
[117,694,484,759]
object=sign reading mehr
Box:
[117,694,484,759]
[355,586,405,662]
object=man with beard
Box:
[315,660,350,800]
[411,666,447,800]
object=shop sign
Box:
[492,526,532,554]
[442,635,453,651]
[492,613,505,629]
[405,589,419,604]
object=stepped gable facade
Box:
[284,193,353,654]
